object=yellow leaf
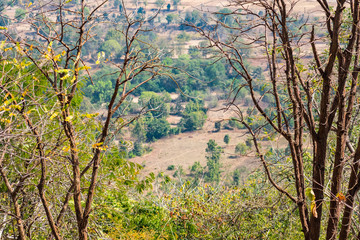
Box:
[96,60,100,64]
[99,145,108,151]
[92,142,103,148]
[10,105,21,110]
[22,88,28,97]
[70,76,76,83]
[65,115,73,122]
[305,188,315,201]
[0,41,5,50]
[77,66,91,71]
[53,54,61,62]
[50,112,59,120]
[0,26,7,30]
[26,109,35,114]
[62,146,70,152]
[89,113,99,118]
[28,2,32,7]
[47,42,53,53]
[60,73,70,80]
[16,43,23,54]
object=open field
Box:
[130,100,288,178]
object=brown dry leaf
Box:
[311,202,318,218]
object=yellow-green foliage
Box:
[96,170,303,239]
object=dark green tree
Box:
[245,138,253,148]
[232,169,241,186]
[105,29,123,41]
[132,142,143,157]
[140,92,169,118]
[205,140,223,183]
[214,122,221,132]
[146,118,170,141]
[190,161,204,185]
[166,14,174,24]
[132,119,146,142]
[224,134,230,144]
[100,39,123,59]
[180,111,206,131]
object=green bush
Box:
[235,143,248,156]
[214,121,221,132]
[224,134,230,144]
[15,8,26,21]
[180,111,207,131]
[167,165,175,170]
[169,127,181,135]
[205,140,223,183]
[146,118,170,141]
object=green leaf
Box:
[305,187,315,201]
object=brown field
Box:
[130,100,288,178]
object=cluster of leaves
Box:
[98,169,303,239]
[0,41,149,237]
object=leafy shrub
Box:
[183,100,207,115]
[205,140,223,183]
[235,143,248,156]
[224,134,230,144]
[173,166,185,178]
[146,117,170,141]
[179,111,207,131]
[169,127,181,135]
[139,91,170,118]
[167,165,175,170]
[224,119,244,130]
[214,121,221,132]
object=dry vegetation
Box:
[131,100,289,178]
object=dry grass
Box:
[130,100,288,178]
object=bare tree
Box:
[193,0,360,239]
[0,0,164,239]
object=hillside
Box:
[131,100,288,177]
[1,0,356,239]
